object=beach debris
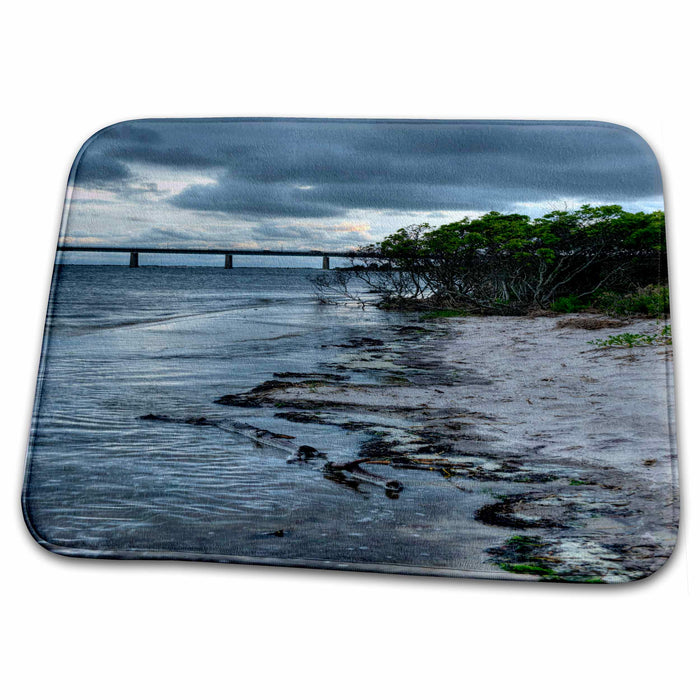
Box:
[294,445,324,461]
[140,413,174,422]
[555,317,630,330]
[476,494,566,529]
[138,413,402,493]
[215,380,298,407]
[257,529,286,538]
[333,337,385,348]
[325,458,403,494]
[140,413,217,426]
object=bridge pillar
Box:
[225,253,233,269]
[322,255,330,270]
[129,251,139,268]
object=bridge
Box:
[57,245,372,269]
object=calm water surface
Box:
[25,265,505,573]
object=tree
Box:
[316,205,667,314]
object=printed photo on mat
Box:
[23,119,678,582]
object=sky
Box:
[61,119,664,265]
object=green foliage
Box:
[550,295,589,313]
[590,325,672,348]
[351,205,667,314]
[595,284,670,318]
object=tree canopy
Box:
[340,205,667,314]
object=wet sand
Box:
[216,313,678,582]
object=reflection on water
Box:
[25,265,503,572]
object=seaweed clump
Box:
[489,535,605,583]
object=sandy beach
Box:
[217,313,678,582]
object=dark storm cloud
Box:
[173,178,342,219]
[72,154,132,187]
[173,178,534,219]
[72,119,663,215]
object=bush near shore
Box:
[550,284,669,318]
[315,205,668,316]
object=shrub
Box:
[595,285,669,318]
[590,325,672,348]
[550,294,589,313]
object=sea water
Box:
[24,265,505,574]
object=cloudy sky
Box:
[62,119,663,261]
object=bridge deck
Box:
[58,246,361,257]
[56,245,374,268]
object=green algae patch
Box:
[500,562,558,577]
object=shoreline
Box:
[214,312,678,582]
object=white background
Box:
[2,2,697,698]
